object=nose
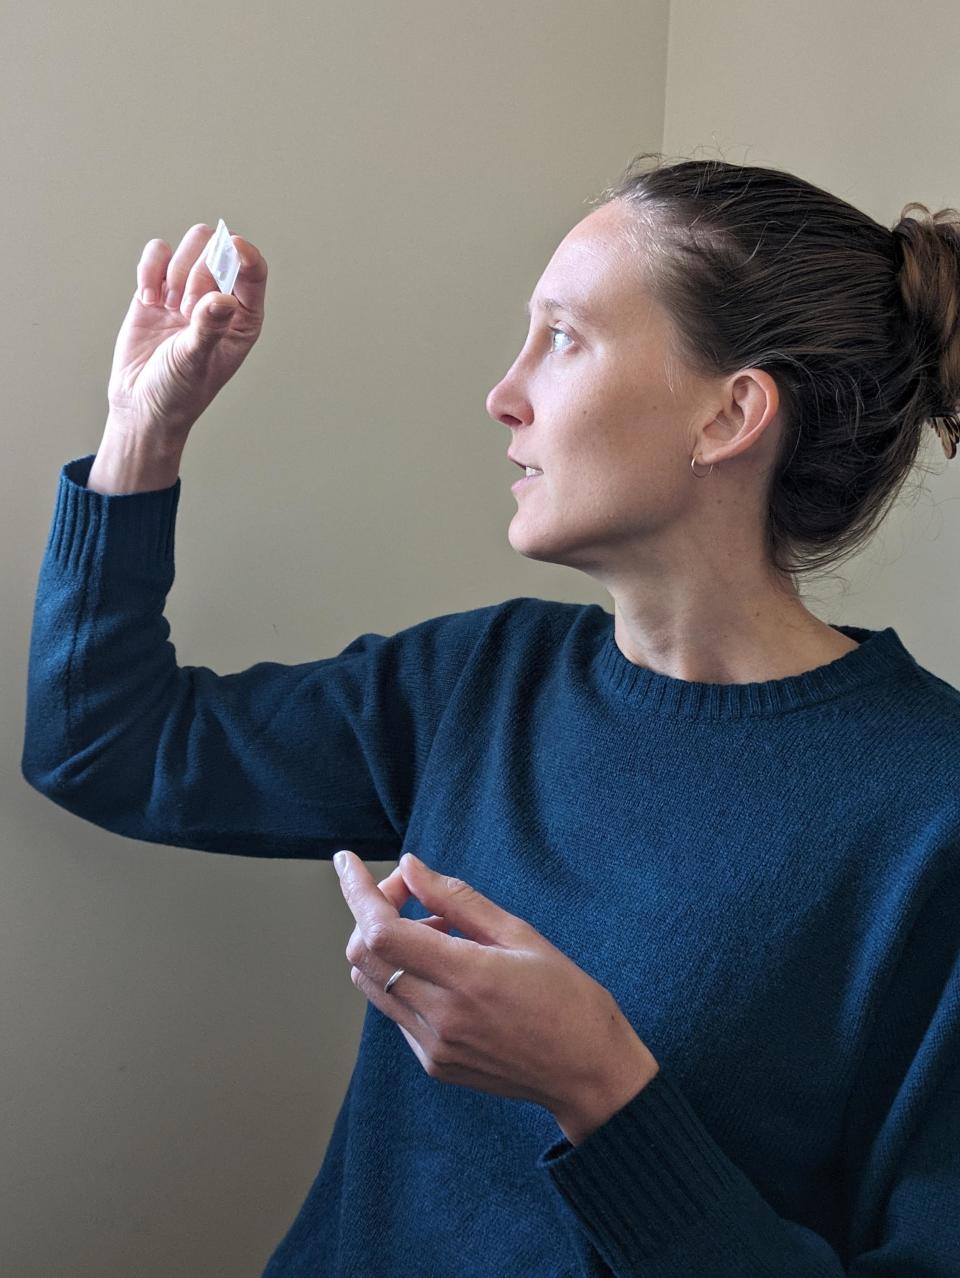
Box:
[485,373,527,430]
[485,386,506,424]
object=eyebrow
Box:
[524,295,597,327]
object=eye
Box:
[548,326,573,353]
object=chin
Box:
[508,509,619,577]
[507,523,589,570]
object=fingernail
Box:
[141,287,157,305]
[334,851,348,873]
[164,287,179,309]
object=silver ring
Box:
[384,968,405,994]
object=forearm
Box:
[21,452,183,811]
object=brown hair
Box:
[588,152,960,584]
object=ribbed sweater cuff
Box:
[536,1065,796,1274]
[48,454,181,585]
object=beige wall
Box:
[8,2,959,1274]
[5,3,668,1274]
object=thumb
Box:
[192,294,236,331]
[375,865,452,933]
[204,295,236,322]
[181,296,236,358]
[398,853,516,946]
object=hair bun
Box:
[892,202,960,457]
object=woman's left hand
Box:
[333,849,659,1144]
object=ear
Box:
[703,367,782,465]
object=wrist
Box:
[552,1026,660,1147]
[87,421,185,494]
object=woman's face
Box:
[485,200,716,582]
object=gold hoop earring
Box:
[691,454,716,477]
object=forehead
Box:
[526,203,652,330]
[524,292,597,326]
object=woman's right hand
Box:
[104,223,268,446]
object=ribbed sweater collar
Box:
[593,621,916,720]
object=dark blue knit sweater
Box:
[21,455,960,1276]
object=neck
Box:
[611,588,858,686]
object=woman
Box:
[22,153,960,1275]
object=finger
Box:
[346,921,449,969]
[350,964,439,1050]
[338,853,466,985]
[355,908,468,985]
[344,869,449,968]
[376,865,409,910]
[415,915,452,932]
[179,226,225,320]
[180,229,266,323]
[336,852,400,933]
[345,866,432,954]
[229,235,267,323]
[398,1024,434,1073]
[136,237,174,306]
[376,866,451,931]
[398,855,520,948]
[346,934,447,1038]
[159,223,218,315]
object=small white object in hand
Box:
[204,218,241,295]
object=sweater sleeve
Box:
[21,454,494,861]
[536,904,960,1275]
[536,1057,960,1276]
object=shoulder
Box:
[897,657,960,737]
[343,596,606,674]
[464,595,610,661]
[394,595,606,645]
[389,596,611,688]
[875,657,960,826]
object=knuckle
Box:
[424,1052,448,1079]
[432,1012,461,1046]
[366,922,393,955]
[461,973,486,1011]
[444,875,470,897]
